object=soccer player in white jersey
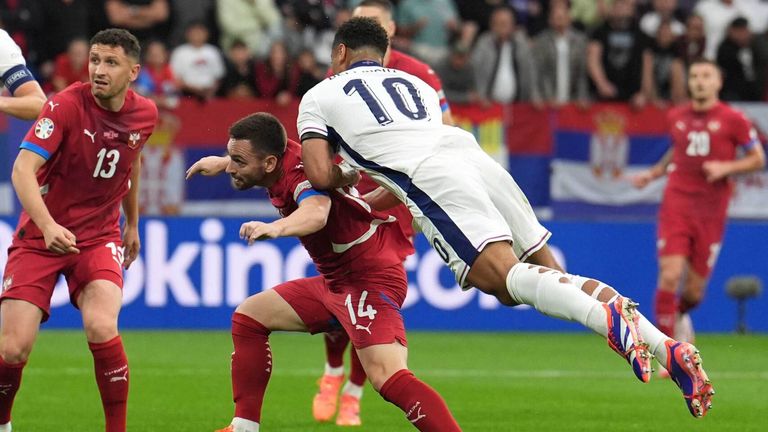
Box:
[0,29,45,120]
[298,17,715,419]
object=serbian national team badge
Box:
[707,121,721,132]
[128,132,141,149]
[2,275,12,292]
[34,118,55,139]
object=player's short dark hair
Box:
[229,113,287,159]
[357,0,394,13]
[688,58,722,74]
[90,28,141,61]
[332,16,389,58]
[730,17,749,29]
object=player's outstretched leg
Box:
[568,275,715,415]
[358,344,460,431]
[468,243,651,382]
[336,348,366,426]
[313,331,348,422]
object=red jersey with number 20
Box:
[268,140,414,281]
[15,82,158,248]
[663,102,758,219]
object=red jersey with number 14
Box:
[663,102,758,219]
[15,82,158,249]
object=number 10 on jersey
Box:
[344,78,428,126]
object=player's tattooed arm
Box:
[240,195,332,243]
[122,153,141,269]
[631,148,673,189]
[12,149,80,254]
[302,137,360,190]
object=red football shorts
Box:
[274,264,408,349]
[657,212,725,278]
[1,241,124,321]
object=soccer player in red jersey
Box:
[633,59,766,347]
[0,29,157,432]
[187,113,460,432]
[0,29,45,120]
[314,2,455,423]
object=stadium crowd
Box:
[2,0,768,107]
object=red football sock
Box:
[655,290,678,337]
[349,348,367,386]
[231,312,272,423]
[324,331,349,369]
[89,335,129,432]
[379,369,460,431]
[0,356,25,424]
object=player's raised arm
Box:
[301,138,359,190]
[185,155,231,179]
[121,153,141,269]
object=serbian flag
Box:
[550,104,669,218]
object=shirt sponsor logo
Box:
[104,130,119,140]
[34,117,55,139]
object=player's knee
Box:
[366,363,395,392]
[0,339,33,364]
[659,267,683,291]
[83,318,119,343]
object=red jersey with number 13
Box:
[663,102,758,219]
[15,82,158,249]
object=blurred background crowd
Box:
[2,0,768,108]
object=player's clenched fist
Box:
[122,225,140,269]
[42,222,80,255]
[185,155,230,179]
[240,221,282,244]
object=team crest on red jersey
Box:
[128,132,141,148]
[2,275,12,292]
[708,121,721,132]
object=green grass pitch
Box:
[11,331,767,431]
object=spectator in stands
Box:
[219,39,259,99]
[167,0,218,48]
[254,40,297,105]
[135,39,179,110]
[105,0,171,43]
[676,14,706,66]
[294,48,323,97]
[587,0,651,106]
[218,0,282,59]
[50,38,90,92]
[640,0,684,37]
[396,0,460,66]
[312,8,352,69]
[717,17,763,101]
[170,21,225,101]
[695,0,749,60]
[571,0,613,31]
[435,42,478,104]
[532,2,590,106]
[647,20,686,104]
[472,6,540,105]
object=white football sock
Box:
[0,422,11,432]
[568,274,671,365]
[342,381,364,399]
[324,363,344,376]
[231,417,259,432]
[506,264,607,336]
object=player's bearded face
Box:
[226,140,271,189]
[88,45,139,100]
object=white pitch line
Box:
[23,367,768,380]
